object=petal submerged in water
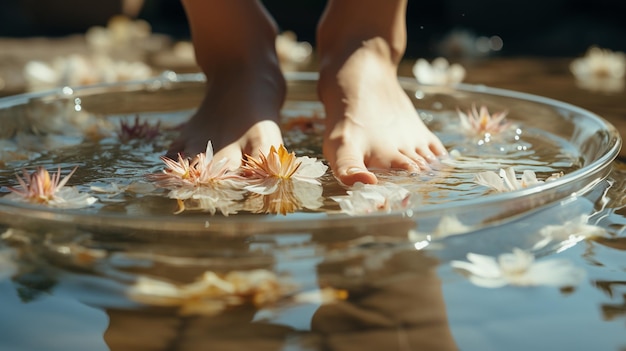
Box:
[451,248,586,288]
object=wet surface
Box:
[1,38,626,350]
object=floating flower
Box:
[410,215,474,242]
[149,141,241,188]
[533,214,608,250]
[5,166,96,209]
[147,141,246,214]
[412,57,466,85]
[243,178,324,215]
[23,54,153,92]
[457,104,512,136]
[451,248,586,288]
[474,167,562,193]
[331,182,415,215]
[117,115,161,142]
[570,46,625,93]
[127,269,295,316]
[242,145,327,195]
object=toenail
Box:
[346,167,366,175]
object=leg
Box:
[168,0,285,170]
[317,0,447,186]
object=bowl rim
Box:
[0,71,621,235]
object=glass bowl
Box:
[0,72,620,238]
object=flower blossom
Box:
[533,214,607,250]
[474,167,562,193]
[457,104,512,136]
[570,46,625,93]
[5,166,96,209]
[127,269,295,316]
[412,57,466,85]
[117,115,161,142]
[242,144,327,195]
[331,182,415,215]
[451,248,585,288]
[147,141,246,214]
[409,215,474,242]
[23,54,153,92]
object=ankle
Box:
[318,42,398,99]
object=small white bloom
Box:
[533,214,607,250]
[331,182,414,215]
[409,215,473,243]
[474,167,561,193]
[412,57,466,85]
[570,46,626,93]
[451,248,586,288]
[23,53,153,92]
[570,46,625,80]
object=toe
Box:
[331,146,377,186]
[395,151,428,172]
[428,137,448,157]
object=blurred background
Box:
[1,0,625,146]
[1,0,625,58]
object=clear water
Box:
[0,87,624,351]
[0,99,581,216]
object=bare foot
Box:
[166,65,286,170]
[168,0,287,170]
[318,39,447,186]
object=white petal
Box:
[474,171,506,192]
[245,177,281,195]
[294,156,328,179]
[292,180,324,210]
[525,259,586,287]
[467,275,509,288]
[451,253,501,279]
[499,167,520,191]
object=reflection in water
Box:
[3,162,626,349]
[98,221,457,350]
[0,72,625,349]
